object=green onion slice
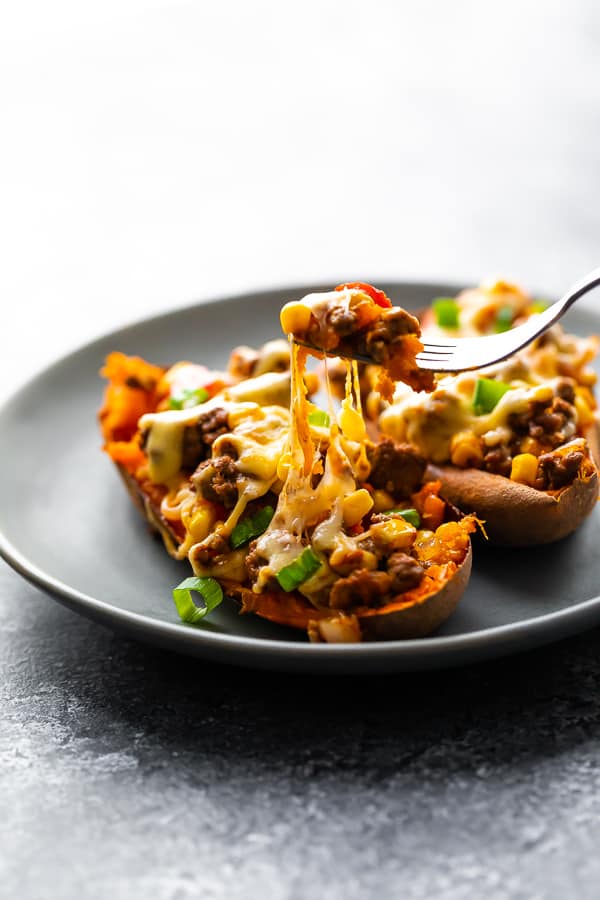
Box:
[276,548,322,592]
[432,298,459,329]
[473,378,513,415]
[172,576,223,624]
[308,409,331,428]
[230,506,275,550]
[169,387,210,410]
[495,305,514,333]
[382,508,421,528]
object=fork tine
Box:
[417,349,455,357]
[416,353,454,365]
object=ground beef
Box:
[381,307,420,338]
[538,449,583,490]
[198,407,231,446]
[191,531,230,566]
[507,395,576,453]
[361,308,419,362]
[245,540,280,591]
[328,569,392,610]
[327,305,360,338]
[181,407,230,469]
[193,455,239,507]
[483,446,512,477]
[387,552,424,594]
[245,540,262,582]
[367,438,427,495]
[555,379,576,404]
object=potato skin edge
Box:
[426,461,598,547]
[358,545,472,640]
[115,464,181,555]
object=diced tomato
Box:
[335,282,392,309]
[421,494,445,531]
[411,480,446,530]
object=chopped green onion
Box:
[276,548,322,592]
[530,299,549,314]
[495,305,514,333]
[230,506,275,549]
[172,576,223,624]
[473,378,513,415]
[383,508,421,528]
[432,298,459,329]
[169,387,209,410]
[308,409,331,428]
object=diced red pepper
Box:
[335,282,392,309]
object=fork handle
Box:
[554,266,600,315]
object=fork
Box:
[416,266,600,372]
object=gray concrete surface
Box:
[3,562,600,900]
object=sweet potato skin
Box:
[233,546,472,641]
[425,461,598,546]
[116,464,181,556]
[358,545,472,640]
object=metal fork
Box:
[417,267,600,372]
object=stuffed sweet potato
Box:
[99,286,476,642]
[377,281,600,545]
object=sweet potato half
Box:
[232,545,472,641]
[115,462,474,641]
[426,428,599,547]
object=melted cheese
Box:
[223,370,291,406]
[380,373,578,463]
[140,397,283,486]
[280,287,380,350]
[252,340,371,603]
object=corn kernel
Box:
[280,301,312,335]
[371,489,395,513]
[338,401,366,442]
[342,489,374,527]
[510,453,539,486]
[188,506,215,542]
[449,431,484,468]
[370,518,416,551]
[531,384,554,404]
[575,391,594,427]
[520,436,542,455]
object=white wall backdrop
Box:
[2,0,600,392]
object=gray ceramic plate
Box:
[1,282,599,673]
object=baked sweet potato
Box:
[426,456,597,546]
[233,544,472,641]
[100,345,476,642]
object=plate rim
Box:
[1,280,599,672]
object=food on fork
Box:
[99,285,475,642]
[280,282,435,398]
[377,280,600,545]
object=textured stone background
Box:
[3,2,600,898]
[3,562,600,900]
